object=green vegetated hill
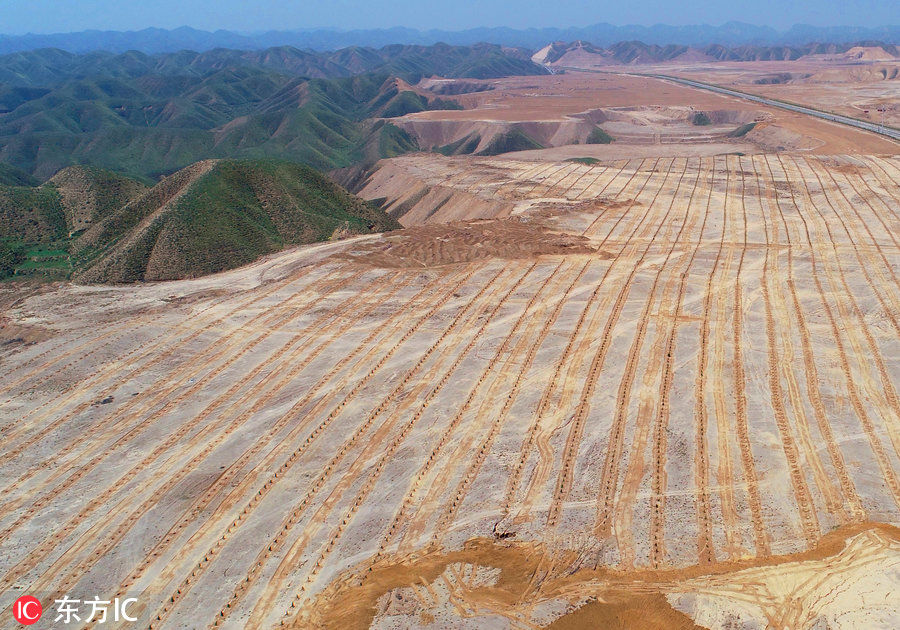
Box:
[0,162,39,186]
[372,121,421,158]
[0,43,541,283]
[49,165,150,232]
[0,159,400,283]
[74,158,400,283]
[0,166,147,279]
[0,43,542,89]
[0,164,146,243]
[0,44,542,179]
[0,164,152,279]
[0,183,68,244]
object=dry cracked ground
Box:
[2,148,900,628]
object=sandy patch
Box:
[303,524,900,629]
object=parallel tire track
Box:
[591,158,687,540]
[22,271,414,611]
[100,267,463,614]
[591,156,694,567]
[693,157,724,563]
[645,156,714,568]
[371,259,571,566]
[259,264,541,628]
[0,269,367,523]
[0,267,341,461]
[515,158,668,526]
[2,269,379,588]
[755,155,820,546]
[731,158,771,556]
[144,265,495,627]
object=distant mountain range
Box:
[0,43,539,89]
[1,23,899,55]
[533,40,900,65]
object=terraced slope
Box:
[0,154,898,628]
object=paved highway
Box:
[642,73,900,142]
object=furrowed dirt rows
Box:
[1,154,899,629]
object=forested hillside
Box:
[0,43,542,179]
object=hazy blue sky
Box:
[1,0,895,34]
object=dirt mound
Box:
[753,73,796,85]
[356,157,515,225]
[840,46,897,61]
[800,64,900,83]
[338,218,594,267]
[745,122,820,151]
[583,106,760,127]
[392,118,596,155]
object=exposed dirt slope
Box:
[339,218,595,267]
[356,157,516,225]
[1,154,899,629]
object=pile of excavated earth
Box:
[1,68,899,629]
